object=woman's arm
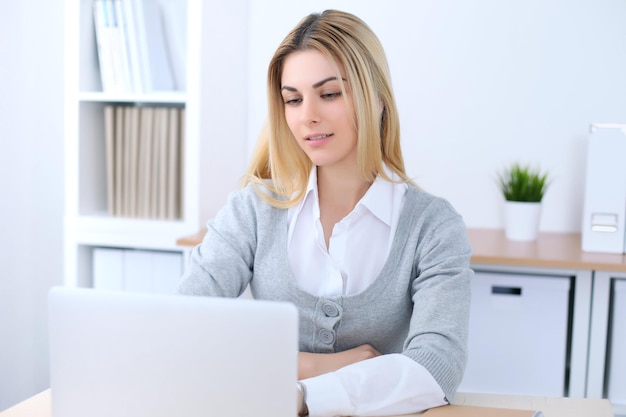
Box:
[298,344,381,379]
[177,187,260,297]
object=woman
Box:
[178,9,473,417]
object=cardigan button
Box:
[321,302,340,317]
[318,329,335,344]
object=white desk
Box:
[0,390,614,417]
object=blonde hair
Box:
[244,9,414,208]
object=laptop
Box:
[47,286,298,417]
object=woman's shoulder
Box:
[402,185,471,248]
[405,184,459,215]
[210,181,285,230]
[224,181,285,213]
[221,182,260,206]
[401,185,469,238]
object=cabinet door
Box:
[608,279,626,407]
[93,247,183,294]
[458,271,571,396]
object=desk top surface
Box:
[0,390,614,417]
[467,229,626,272]
[177,228,626,273]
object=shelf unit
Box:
[64,0,248,287]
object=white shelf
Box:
[78,91,187,104]
[64,0,248,287]
[70,214,193,248]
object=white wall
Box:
[0,1,65,411]
[247,0,626,232]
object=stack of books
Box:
[104,105,184,219]
[93,0,182,93]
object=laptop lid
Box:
[48,286,298,417]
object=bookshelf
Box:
[64,0,248,287]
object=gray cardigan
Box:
[177,182,473,401]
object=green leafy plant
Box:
[497,163,550,202]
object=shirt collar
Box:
[305,166,318,198]
[357,165,397,227]
[287,167,319,223]
[296,165,399,227]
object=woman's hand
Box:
[298,344,381,380]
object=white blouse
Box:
[287,167,447,417]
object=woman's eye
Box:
[284,97,302,106]
[321,92,341,100]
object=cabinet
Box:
[468,229,626,417]
[459,270,572,396]
[64,0,248,288]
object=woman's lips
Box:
[305,133,333,147]
[306,133,332,140]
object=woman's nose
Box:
[300,98,320,125]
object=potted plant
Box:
[496,162,551,241]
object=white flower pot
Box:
[504,201,542,241]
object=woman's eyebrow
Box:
[281,76,341,92]
[312,76,338,88]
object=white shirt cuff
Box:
[302,371,353,417]
[301,354,447,417]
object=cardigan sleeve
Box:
[403,198,473,402]
[177,186,259,298]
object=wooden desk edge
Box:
[176,229,207,247]
[454,392,615,416]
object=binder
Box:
[137,107,154,218]
[104,105,116,215]
[114,106,125,216]
[94,0,175,92]
[127,0,175,92]
[581,125,626,253]
[166,107,180,219]
[92,0,117,92]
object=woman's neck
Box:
[317,165,372,215]
[316,165,372,249]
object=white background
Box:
[2,0,626,411]
[0,0,64,411]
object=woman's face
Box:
[280,49,358,170]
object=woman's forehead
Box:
[281,50,345,86]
